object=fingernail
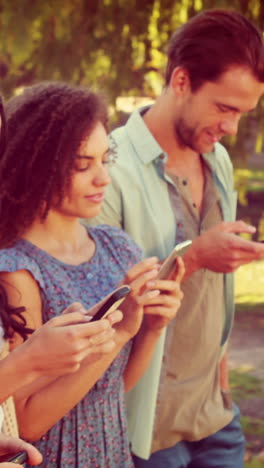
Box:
[147,280,156,288]
[148,289,160,297]
[84,315,92,321]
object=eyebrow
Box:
[76,148,110,159]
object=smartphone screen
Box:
[157,240,192,280]
[90,285,131,322]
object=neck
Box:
[22,211,89,255]
[144,95,198,170]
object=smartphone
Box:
[0,451,28,463]
[90,285,131,322]
[157,239,192,280]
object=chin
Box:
[197,141,215,154]
[82,207,102,219]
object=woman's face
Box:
[56,121,112,220]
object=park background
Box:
[0,0,264,466]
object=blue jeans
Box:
[133,404,245,468]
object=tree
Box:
[0,0,264,164]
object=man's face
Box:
[173,66,264,154]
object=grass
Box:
[235,260,264,305]
[241,416,264,436]
[234,261,264,466]
[231,370,264,467]
[245,460,264,468]
[230,370,264,402]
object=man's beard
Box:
[173,117,198,152]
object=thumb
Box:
[0,464,22,467]
[170,257,185,283]
[61,302,86,315]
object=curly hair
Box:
[165,9,264,91]
[0,97,7,157]
[0,283,34,341]
[0,81,108,248]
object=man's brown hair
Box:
[165,9,264,91]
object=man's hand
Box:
[183,220,264,277]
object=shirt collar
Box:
[125,105,219,171]
[125,106,164,165]
[201,149,217,173]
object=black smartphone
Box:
[0,450,28,463]
[157,240,192,280]
[90,285,131,322]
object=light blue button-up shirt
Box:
[91,107,237,458]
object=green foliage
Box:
[245,459,264,468]
[230,369,264,402]
[241,416,264,436]
[234,168,264,207]
[0,0,264,165]
[235,260,264,303]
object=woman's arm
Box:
[0,270,127,440]
[0,307,121,403]
[0,258,161,441]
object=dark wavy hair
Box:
[165,9,264,91]
[0,283,33,341]
[0,101,32,341]
[0,81,108,248]
[0,82,108,340]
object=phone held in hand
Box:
[157,240,192,280]
[90,285,131,322]
[0,450,28,463]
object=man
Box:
[92,9,264,468]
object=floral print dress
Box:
[0,225,142,468]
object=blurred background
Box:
[0,0,263,465]
[1,0,264,236]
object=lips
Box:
[84,193,105,203]
[206,130,224,144]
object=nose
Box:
[94,163,111,187]
[219,116,240,136]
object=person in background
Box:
[0,82,184,468]
[91,9,264,468]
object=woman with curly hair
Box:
[0,82,184,467]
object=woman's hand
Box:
[21,303,123,376]
[116,257,160,339]
[122,257,184,391]
[0,433,42,466]
[142,257,185,332]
